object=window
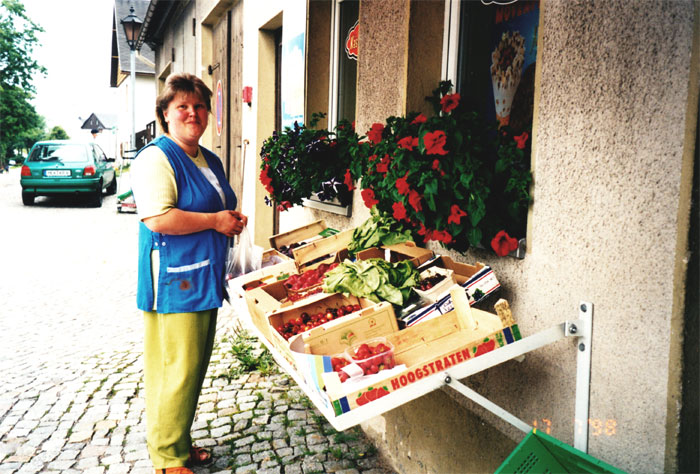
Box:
[443,0,539,255]
[329,0,359,127]
[445,0,539,136]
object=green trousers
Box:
[143,309,217,468]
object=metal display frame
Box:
[239,299,594,453]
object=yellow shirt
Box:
[131,145,219,219]
[130,144,226,311]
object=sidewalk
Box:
[0,302,395,474]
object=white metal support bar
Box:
[443,374,533,434]
[234,296,594,438]
[571,301,593,452]
[442,302,594,453]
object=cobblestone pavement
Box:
[0,167,395,474]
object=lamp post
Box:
[121,5,142,154]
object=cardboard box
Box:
[265,294,394,367]
[356,242,434,268]
[287,299,521,417]
[418,255,485,284]
[417,256,500,306]
[228,249,297,298]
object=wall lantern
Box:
[120,4,143,153]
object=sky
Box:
[22,0,118,140]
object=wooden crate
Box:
[291,297,521,415]
[292,228,354,271]
[269,219,328,250]
[265,294,390,367]
[228,249,296,298]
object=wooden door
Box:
[228,2,244,206]
[211,13,227,178]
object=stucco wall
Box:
[353,1,698,473]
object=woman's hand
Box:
[213,210,248,237]
[143,208,248,236]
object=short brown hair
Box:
[155,73,213,133]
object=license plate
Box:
[45,170,71,177]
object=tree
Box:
[47,126,69,140]
[0,0,45,92]
[0,84,45,156]
[0,0,46,158]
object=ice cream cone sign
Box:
[491,30,525,127]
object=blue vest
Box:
[135,135,238,313]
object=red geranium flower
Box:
[376,155,392,174]
[392,201,407,221]
[367,123,385,144]
[260,165,274,193]
[491,230,519,257]
[408,189,423,212]
[368,154,378,162]
[514,132,529,149]
[277,201,292,211]
[440,93,460,113]
[397,136,418,150]
[411,114,427,125]
[395,172,410,195]
[432,159,440,170]
[447,204,467,225]
[423,130,448,155]
[361,188,379,209]
[432,230,453,244]
[344,168,355,191]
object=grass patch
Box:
[226,328,277,379]
[333,430,359,444]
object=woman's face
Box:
[163,91,209,148]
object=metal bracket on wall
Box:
[443,301,593,453]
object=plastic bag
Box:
[226,227,263,280]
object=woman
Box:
[131,73,247,474]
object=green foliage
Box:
[0,84,45,158]
[259,113,360,210]
[47,126,69,140]
[0,0,46,158]
[0,0,46,92]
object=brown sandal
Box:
[188,445,213,466]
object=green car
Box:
[20,140,117,207]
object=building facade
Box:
[134,1,699,472]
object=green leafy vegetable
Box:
[322,258,419,306]
[347,207,413,256]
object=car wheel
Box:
[91,189,103,208]
[22,192,34,206]
[106,176,117,195]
